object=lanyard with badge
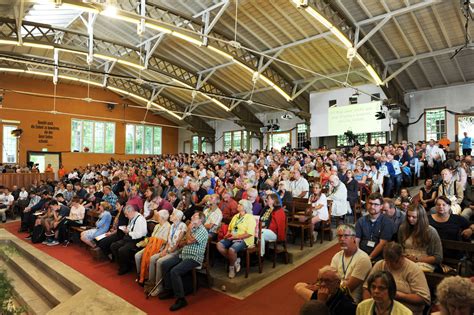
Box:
[367,217,380,248]
[233,215,245,233]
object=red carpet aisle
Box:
[4,221,339,315]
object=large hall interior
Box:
[0,0,473,314]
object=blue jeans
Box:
[162,256,200,299]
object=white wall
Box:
[406,83,474,143]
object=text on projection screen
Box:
[313,101,384,137]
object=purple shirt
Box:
[252,201,262,216]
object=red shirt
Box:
[269,208,287,241]
[219,198,238,222]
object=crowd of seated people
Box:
[1,137,473,313]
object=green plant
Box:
[0,269,22,315]
[343,130,358,146]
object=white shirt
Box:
[291,177,309,198]
[0,193,14,206]
[311,194,328,221]
[128,213,148,240]
[19,190,29,200]
[331,248,372,303]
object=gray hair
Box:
[172,209,184,221]
[247,188,258,198]
[318,266,339,280]
[123,205,136,214]
[158,209,170,221]
[336,224,356,236]
[239,199,253,214]
[436,276,474,309]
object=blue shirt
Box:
[94,211,112,237]
[461,137,472,149]
[355,214,395,261]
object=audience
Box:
[259,193,286,256]
[364,242,430,315]
[294,265,356,314]
[357,271,412,315]
[111,205,147,275]
[80,201,112,248]
[434,276,474,315]
[331,224,372,303]
[398,204,442,272]
[217,199,256,279]
[3,137,473,313]
[135,209,170,285]
[356,193,395,262]
[146,209,187,297]
[428,196,473,259]
[159,212,208,311]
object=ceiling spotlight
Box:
[102,4,118,17]
[352,89,360,97]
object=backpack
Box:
[458,255,473,277]
[31,225,45,244]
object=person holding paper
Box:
[111,205,147,275]
[80,202,112,248]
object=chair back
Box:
[253,215,263,247]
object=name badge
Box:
[367,241,375,248]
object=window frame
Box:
[2,124,18,164]
[71,118,115,153]
[296,123,308,148]
[125,123,162,155]
[222,130,248,151]
[424,107,447,141]
[267,131,292,150]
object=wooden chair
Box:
[287,198,313,250]
[316,200,333,244]
[244,219,263,278]
[192,238,212,294]
[267,214,289,268]
[353,185,369,222]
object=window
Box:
[2,125,18,163]
[268,132,291,150]
[192,136,199,153]
[222,130,248,151]
[337,133,368,146]
[370,132,387,145]
[125,124,162,154]
[71,119,115,153]
[425,108,446,141]
[336,132,386,147]
[232,131,241,151]
[223,132,232,152]
[297,124,308,148]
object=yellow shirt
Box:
[228,213,256,247]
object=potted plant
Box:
[344,130,358,146]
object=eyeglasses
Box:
[337,234,355,239]
[368,202,381,206]
[370,284,388,291]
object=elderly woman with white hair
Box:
[327,175,350,225]
[135,209,171,285]
[146,209,187,297]
[434,276,474,315]
[217,199,256,279]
